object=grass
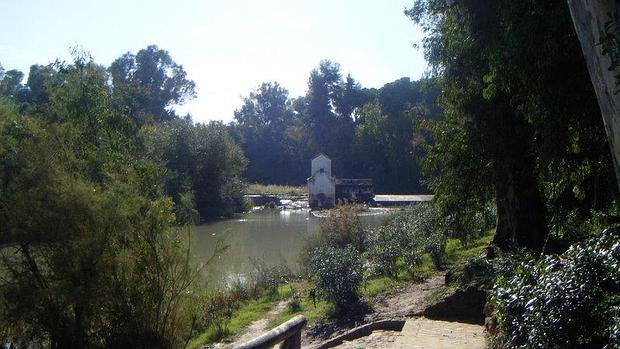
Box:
[246,183,307,196]
[362,276,406,297]
[269,230,497,330]
[444,229,494,265]
[267,284,331,329]
[187,286,294,349]
[188,230,496,348]
[186,297,277,349]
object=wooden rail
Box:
[234,315,306,349]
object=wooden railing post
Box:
[280,327,302,349]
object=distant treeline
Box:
[229,61,442,193]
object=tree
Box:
[567,1,620,191]
[144,119,248,220]
[0,69,25,99]
[231,82,306,184]
[109,45,196,125]
[26,64,56,106]
[303,60,342,150]
[408,0,616,250]
[334,74,366,122]
[0,55,199,347]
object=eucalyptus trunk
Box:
[567,0,620,191]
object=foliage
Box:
[230,64,441,192]
[300,205,370,275]
[308,246,364,313]
[245,183,306,196]
[490,230,620,348]
[248,259,293,299]
[0,84,198,349]
[366,224,410,278]
[230,82,309,184]
[142,118,247,220]
[109,45,196,125]
[408,0,618,251]
[0,46,247,348]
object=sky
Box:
[0,0,427,123]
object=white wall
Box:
[308,154,335,208]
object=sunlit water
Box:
[188,208,389,289]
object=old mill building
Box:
[307,154,374,209]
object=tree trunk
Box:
[492,157,549,252]
[487,96,549,252]
[567,0,620,191]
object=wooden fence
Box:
[234,315,306,349]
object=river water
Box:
[189,208,388,288]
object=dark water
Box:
[189,208,388,288]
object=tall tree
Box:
[408,0,615,250]
[304,60,342,151]
[567,1,620,191]
[109,45,196,125]
[231,82,306,183]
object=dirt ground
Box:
[302,272,447,348]
[208,271,481,349]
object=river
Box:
[188,207,389,288]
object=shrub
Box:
[202,291,235,341]
[287,287,302,313]
[381,203,447,270]
[446,256,494,288]
[490,229,620,348]
[366,225,405,278]
[309,246,364,313]
[300,204,370,273]
[366,223,425,278]
[249,259,292,298]
[316,204,369,252]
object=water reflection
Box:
[188,208,387,289]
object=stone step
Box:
[390,317,485,349]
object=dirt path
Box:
[366,272,445,321]
[206,300,288,349]
[302,272,446,348]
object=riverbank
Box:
[246,183,307,197]
[189,229,493,348]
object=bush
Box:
[366,225,405,278]
[446,256,495,288]
[490,229,620,348]
[300,204,370,273]
[202,291,235,341]
[309,246,364,313]
[316,204,369,252]
[382,203,448,270]
[248,259,292,298]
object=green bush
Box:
[249,259,292,298]
[366,223,425,278]
[202,291,235,341]
[315,204,369,252]
[309,246,364,313]
[300,204,370,273]
[366,225,406,278]
[381,204,447,270]
[490,230,620,348]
